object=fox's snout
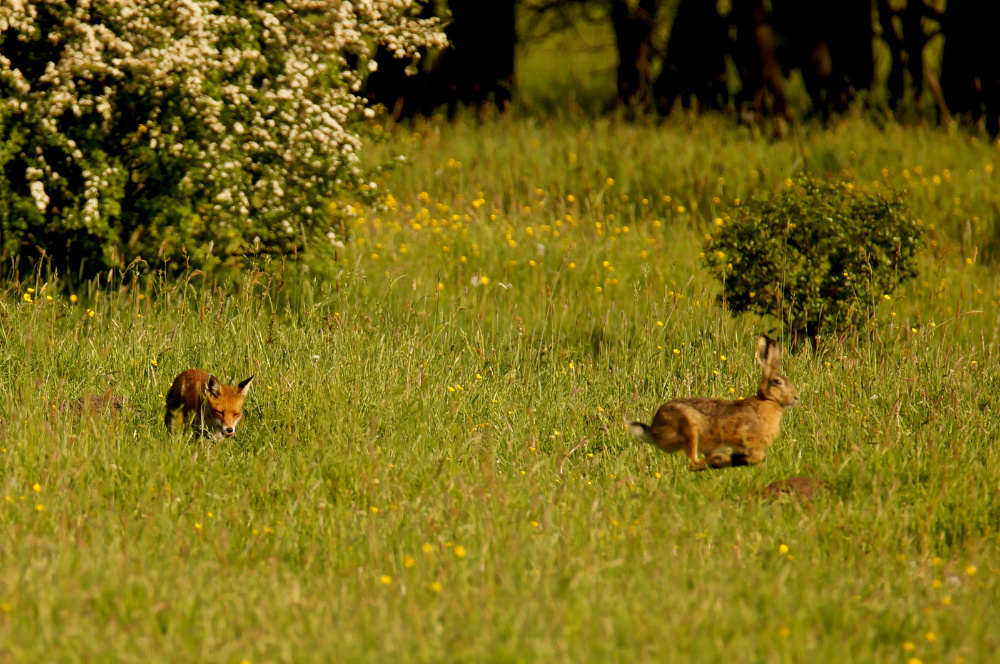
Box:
[208,411,241,437]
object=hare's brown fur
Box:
[630,335,798,471]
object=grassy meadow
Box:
[5,38,1000,660]
[1,112,998,663]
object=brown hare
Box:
[629,335,798,471]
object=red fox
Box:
[164,369,254,440]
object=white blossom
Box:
[1,0,446,261]
[29,181,49,211]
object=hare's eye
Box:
[771,378,783,386]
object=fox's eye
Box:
[234,412,241,418]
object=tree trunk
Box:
[654,0,730,112]
[364,1,516,118]
[821,0,874,112]
[441,0,517,111]
[729,0,790,118]
[878,0,942,114]
[610,0,660,109]
[364,1,440,118]
[941,0,1000,135]
[770,0,873,115]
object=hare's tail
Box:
[629,421,655,445]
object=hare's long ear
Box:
[767,338,783,372]
[756,335,776,376]
[205,375,222,398]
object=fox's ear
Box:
[205,375,222,398]
[238,375,255,397]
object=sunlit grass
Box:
[2,112,999,662]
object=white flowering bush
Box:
[0,0,444,274]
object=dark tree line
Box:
[365,0,1000,135]
[365,1,517,117]
[656,0,876,119]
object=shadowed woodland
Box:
[366,0,1000,133]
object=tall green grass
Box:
[2,111,999,662]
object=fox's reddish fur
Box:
[164,369,254,440]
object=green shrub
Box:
[703,175,924,344]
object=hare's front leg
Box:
[731,449,766,466]
[687,448,708,471]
